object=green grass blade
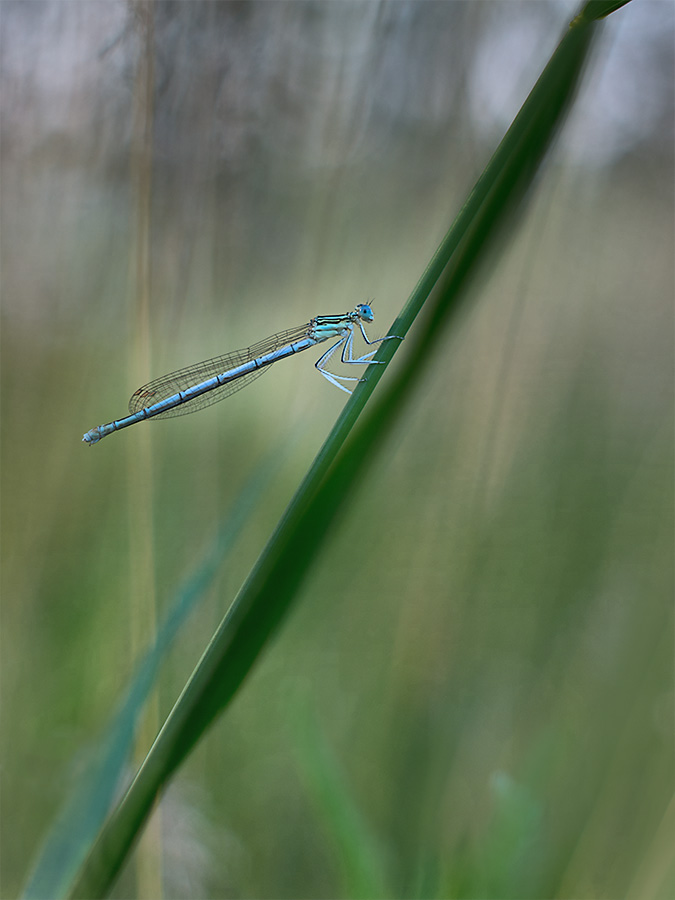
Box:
[66,3,628,896]
[292,707,391,900]
[21,451,283,900]
[576,0,633,22]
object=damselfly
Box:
[82,303,399,445]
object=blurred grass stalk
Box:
[42,2,627,897]
[21,450,287,900]
[127,3,161,898]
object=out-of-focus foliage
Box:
[2,2,672,898]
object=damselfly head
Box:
[355,303,374,323]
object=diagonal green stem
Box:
[67,3,622,897]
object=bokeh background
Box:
[1,1,673,898]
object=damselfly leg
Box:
[314,326,401,393]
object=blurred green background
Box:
[1,1,672,898]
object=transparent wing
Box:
[128,323,311,419]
